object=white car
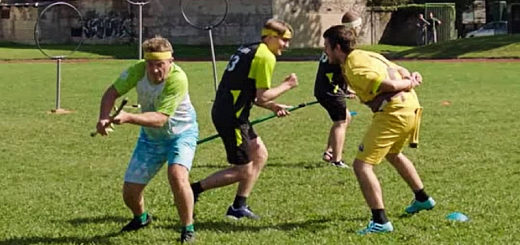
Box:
[465,21,508,38]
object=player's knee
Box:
[236,163,255,179]
[353,159,372,174]
[256,146,268,163]
[250,138,268,163]
[122,182,145,200]
[168,165,189,187]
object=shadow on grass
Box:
[194,161,328,170]
[0,215,170,244]
[67,215,128,226]
[0,232,121,245]
[160,215,363,233]
[0,216,136,244]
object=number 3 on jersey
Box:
[226,55,240,71]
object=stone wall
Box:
[0,0,394,47]
[142,0,273,45]
[0,4,38,43]
[273,0,366,48]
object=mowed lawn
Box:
[1,59,519,244]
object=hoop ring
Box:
[34,2,84,59]
[180,0,229,30]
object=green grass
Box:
[1,59,520,244]
[0,42,238,60]
[4,34,520,61]
[392,34,520,59]
[0,42,413,61]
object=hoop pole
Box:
[208,28,218,91]
[138,3,143,60]
[55,58,62,110]
[179,0,228,92]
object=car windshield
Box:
[482,22,507,30]
[482,23,494,29]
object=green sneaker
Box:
[357,220,394,235]
[405,197,436,214]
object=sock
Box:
[232,195,247,209]
[414,188,429,202]
[136,212,148,223]
[182,224,195,232]
[191,182,204,195]
[371,209,388,224]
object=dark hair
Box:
[323,25,356,53]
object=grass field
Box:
[1,59,519,244]
[3,34,520,60]
[0,42,409,61]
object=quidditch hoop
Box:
[34,1,84,58]
[180,0,229,30]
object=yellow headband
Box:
[144,51,172,60]
[261,28,292,39]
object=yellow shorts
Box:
[356,91,422,165]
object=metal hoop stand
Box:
[180,0,229,92]
[34,2,83,113]
[126,0,151,60]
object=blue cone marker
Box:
[446,212,469,222]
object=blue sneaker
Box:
[357,220,394,235]
[405,197,436,214]
[225,205,260,220]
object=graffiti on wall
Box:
[82,10,136,40]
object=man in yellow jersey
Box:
[322,25,436,234]
[191,19,298,219]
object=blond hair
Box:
[142,36,174,54]
[262,19,294,39]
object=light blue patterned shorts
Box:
[124,130,197,184]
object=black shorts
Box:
[316,95,347,122]
[214,123,258,165]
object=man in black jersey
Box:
[191,19,298,219]
[314,11,361,168]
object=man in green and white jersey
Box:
[95,36,197,243]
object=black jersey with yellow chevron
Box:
[212,42,275,126]
[313,53,347,99]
